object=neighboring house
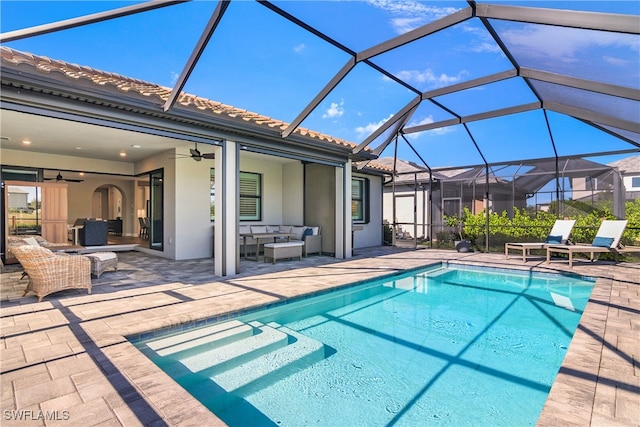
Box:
[609,155,640,201]
[0,47,389,276]
[378,157,529,239]
[7,187,29,211]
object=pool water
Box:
[133,264,595,426]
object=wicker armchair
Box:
[11,245,92,302]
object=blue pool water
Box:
[133,264,595,426]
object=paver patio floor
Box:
[1,247,638,426]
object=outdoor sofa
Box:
[239,225,322,257]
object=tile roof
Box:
[0,46,364,153]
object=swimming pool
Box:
[133,264,595,426]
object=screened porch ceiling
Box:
[1,0,638,173]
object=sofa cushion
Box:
[279,225,292,233]
[266,225,279,233]
[251,225,267,234]
[239,225,251,234]
[291,226,306,240]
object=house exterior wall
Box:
[353,172,383,248]
[282,162,304,226]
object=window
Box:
[632,177,640,188]
[352,177,369,223]
[239,172,262,221]
[210,170,262,221]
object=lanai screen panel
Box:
[491,20,640,88]
[1,1,216,91]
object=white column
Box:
[214,140,238,276]
[335,161,352,259]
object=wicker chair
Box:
[11,245,92,302]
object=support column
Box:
[214,140,238,276]
[335,161,352,259]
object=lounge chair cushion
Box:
[545,235,563,244]
[592,236,614,248]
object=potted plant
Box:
[454,220,472,253]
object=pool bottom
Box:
[135,265,594,426]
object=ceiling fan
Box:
[174,143,215,161]
[45,171,84,183]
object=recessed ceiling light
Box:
[120,152,127,157]
[75,147,82,150]
[131,144,141,148]
[22,139,31,145]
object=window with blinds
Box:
[352,177,369,223]
[239,171,262,221]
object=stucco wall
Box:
[353,173,383,248]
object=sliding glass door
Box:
[149,169,163,250]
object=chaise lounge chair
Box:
[505,219,576,262]
[546,220,628,268]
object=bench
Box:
[263,241,304,264]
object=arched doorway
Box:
[93,184,125,236]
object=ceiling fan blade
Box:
[192,156,202,161]
[190,148,201,157]
[65,179,84,182]
[202,153,215,159]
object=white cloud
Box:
[170,71,180,85]
[367,0,459,34]
[501,25,638,63]
[355,113,394,137]
[293,43,306,54]
[322,100,345,119]
[602,56,628,66]
[463,25,502,54]
[407,115,454,137]
[395,68,468,88]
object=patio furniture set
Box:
[505,219,640,267]
[7,235,119,302]
[239,225,322,263]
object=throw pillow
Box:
[592,236,614,248]
[544,235,563,244]
[303,227,313,239]
[310,226,320,235]
[23,237,40,246]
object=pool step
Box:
[180,321,289,374]
[212,322,325,393]
[147,320,254,357]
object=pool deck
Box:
[1,247,638,426]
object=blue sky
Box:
[1,0,638,169]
